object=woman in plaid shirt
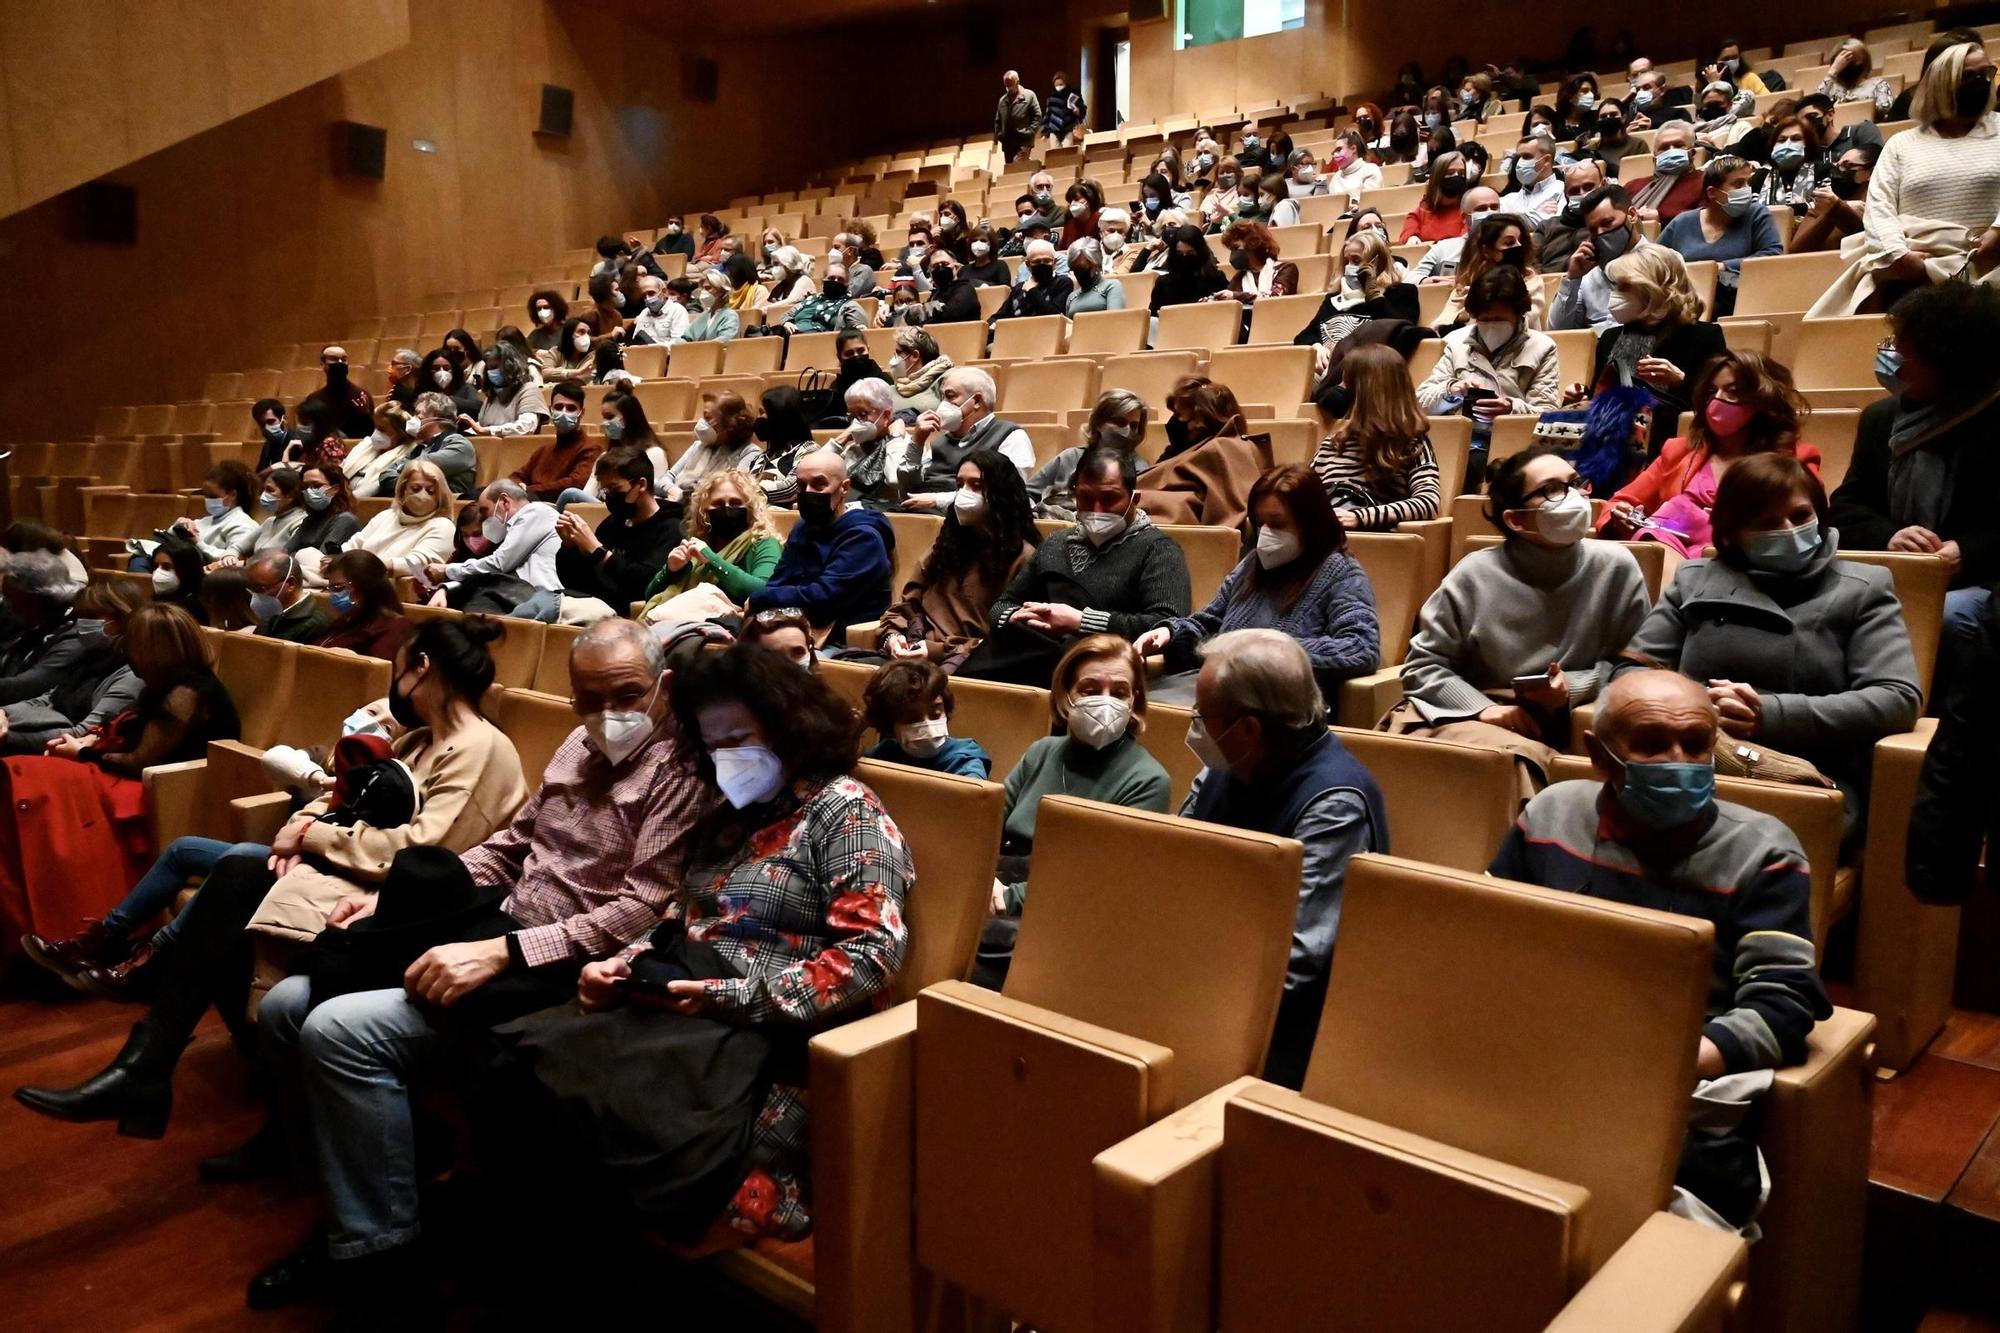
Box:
[569,642,914,1239]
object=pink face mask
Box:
[1333,149,1355,168]
[1704,398,1758,439]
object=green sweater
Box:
[1000,732,1171,910]
[642,535,783,605]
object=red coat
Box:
[0,757,153,962]
[1601,437,1826,528]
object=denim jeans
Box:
[513,589,562,623]
[104,836,269,948]
[1935,586,1992,706]
[552,487,594,511]
[260,976,442,1259]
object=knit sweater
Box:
[1001,733,1171,902]
[992,515,1192,640]
[1310,433,1442,530]
[1401,539,1651,722]
[1162,550,1380,681]
[864,735,992,779]
[1864,116,2000,265]
[1491,781,1831,1073]
[338,507,456,577]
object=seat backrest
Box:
[1098,350,1199,410]
[632,379,699,425]
[1793,315,1891,391]
[854,758,1004,1002]
[1246,292,1325,346]
[1207,345,1314,413]
[1007,795,1304,1107]
[286,647,393,752]
[934,674,1050,779]
[1067,307,1150,356]
[925,320,988,367]
[1158,522,1243,606]
[1332,727,1517,872]
[1155,300,1242,353]
[1134,701,1204,808]
[1305,854,1714,1273]
[402,604,545,690]
[1119,270,1160,312]
[724,335,785,376]
[1342,531,1426,664]
[990,314,1068,360]
[484,685,579,783]
[783,330,840,374]
[1001,358,1098,414]
[1840,548,1948,704]
[667,341,725,379]
[1548,328,1598,391]
[1803,407,1863,493]
[207,632,300,749]
[1735,251,1849,317]
[1422,415,1472,498]
[621,344,668,380]
[883,511,942,597]
[532,623,583,695]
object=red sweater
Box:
[1400,201,1465,244]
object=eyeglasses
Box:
[749,607,811,631]
[1876,337,1897,354]
[1522,478,1591,507]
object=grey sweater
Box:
[1621,535,1921,796]
[992,514,1192,640]
[1402,539,1651,722]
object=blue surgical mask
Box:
[329,589,357,615]
[486,367,504,387]
[603,417,625,440]
[249,591,284,622]
[1741,519,1821,574]
[1633,90,1657,110]
[203,497,228,518]
[1874,346,1904,394]
[258,492,279,511]
[1770,142,1806,170]
[1654,148,1691,176]
[1514,158,1538,186]
[1617,758,1716,831]
[1719,187,1755,218]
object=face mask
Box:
[402,489,437,516]
[1594,224,1631,264]
[934,401,965,435]
[1961,69,1996,119]
[1615,755,1716,831]
[667,224,682,235]
[898,716,950,759]
[536,307,555,324]
[1718,187,1754,218]
[848,418,880,443]
[258,492,280,512]
[1065,199,1089,219]
[1700,102,1729,121]
[329,588,356,616]
[1598,114,1625,136]
[552,409,581,431]
[1654,148,1691,176]
[1078,509,1127,545]
[931,264,956,285]
[952,486,987,522]
[1875,346,1904,394]
[1513,158,1539,186]
[1769,141,1806,170]
[432,368,453,388]
[151,568,180,595]
[1143,197,1163,214]
[1342,264,1363,290]
[1494,245,1526,268]
[1633,90,1657,110]
[1529,488,1593,545]
[341,705,388,739]
[1076,268,1099,290]
[692,418,718,447]
[1475,319,1516,351]
[969,240,992,259]
[603,417,626,441]
[481,513,508,545]
[697,288,722,311]
[1244,136,1262,151]
[1704,398,1757,438]
[1577,92,1597,110]
[706,507,749,543]
[1460,89,1477,105]
[1029,262,1056,283]
[203,496,228,518]
[714,743,786,808]
[1067,694,1132,749]
[1424,112,1444,129]
[1438,175,1469,200]
[1184,713,1235,771]
[1741,518,1821,574]
[1227,246,1249,273]
[249,590,285,622]
[1255,526,1301,569]
[1102,230,1127,248]
[262,422,287,441]
[1195,154,1216,174]
[570,331,594,354]
[1219,174,1238,188]
[1034,190,1054,206]
[584,680,659,765]
[1296,165,1318,184]
[325,363,348,383]
[822,277,850,300]
[302,487,331,512]
[1099,422,1137,449]
[485,368,505,388]
[797,491,836,528]
[1333,150,1355,169]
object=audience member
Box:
[468,343,549,437]
[1400,151,1471,242]
[341,402,418,496]
[1310,345,1442,530]
[526,289,570,357]
[1908,590,2000,905]
[880,448,1039,669]
[1579,246,1728,453]
[1788,143,1878,255]
[903,367,1036,504]
[1658,154,1781,315]
[1182,629,1388,1086]
[308,458,454,586]
[244,467,307,557]
[309,549,410,661]
[1409,184,1503,282]
[0,551,91,705]
[314,346,375,439]
[246,551,333,644]
[666,391,770,501]
[1216,220,1299,305]
[862,659,993,776]
[1550,183,1644,331]
[749,386,818,507]
[1434,211,1545,330]
[638,468,783,623]
[379,391,478,499]
[828,378,914,506]
[1293,232,1419,367]
[554,447,679,619]
[252,399,305,471]
[417,348,482,420]
[168,461,260,564]
[744,449,893,642]
[1029,389,1148,522]
[1148,225,1229,312]
[286,465,361,557]
[994,69,1042,162]
[425,480,563,622]
[0,581,138,758]
[1417,268,1563,440]
[511,381,604,503]
[1756,117,1824,210]
[683,270,742,342]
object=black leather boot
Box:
[12,1020,183,1138]
[246,1228,327,1311]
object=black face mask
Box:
[1075,269,1098,290]
[1959,68,1996,119]
[1436,175,1469,200]
[706,507,750,544]
[752,417,776,442]
[1228,247,1249,272]
[797,491,836,529]
[1598,115,1625,135]
[387,669,423,729]
[325,363,349,384]
[1828,170,1866,202]
[1029,262,1056,283]
[603,488,636,519]
[840,354,884,381]
[1701,102,1729,119]
[1494,245,1526,268]
[822,279,849,299]
[931,266,956,286]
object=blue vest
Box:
[1186,728,1389,855]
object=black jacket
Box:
[912,278,983,325]
[1908,583,2000,903]
[1149,266,1228,313]
[1292,285,1422,344]
[995,274,1074,320]
[555,507,681,609]
[1591,320,1729,455]
[1829,396,2000,589]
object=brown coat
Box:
[512,433,605,499]
[879,541,1034,668]
[1137,433,1277,538]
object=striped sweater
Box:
[1490,780,1831,1073]
[1309,432,1441,530]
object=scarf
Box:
[1886,384,2000,530]
[894,355,954,400]
[651,526,766,599]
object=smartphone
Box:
[1512,672,1554,691]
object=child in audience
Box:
[862,659,993,777]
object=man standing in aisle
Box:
[995,70,1042,165]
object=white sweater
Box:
[1864,116,2000,262]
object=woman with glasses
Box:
[740,607,817,671]
[1387,444,1651,797]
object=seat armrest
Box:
[1092,1075,1265,1333]
[846,620,884,652]
[809,1002,920,1333]
[1856,723,1953,1073]
[231,792,297,846]
[1396,517,1452,600]
[1336,667,1404,728]
[1544,1213,1746,1333]
[143,758,209,847]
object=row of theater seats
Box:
[136,625,1873,1332]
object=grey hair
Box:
[4,550,83,604]
[573,615,666,676]
[413,390,455,422]
[1197,629,1326,729]
[1098,206,1130,229]
[944,365,997,407]
[1067,237,1104,268]
[772,244,807,273]
[894,326,940,359]
[391,347,421,369]
[1024,238,1057,260]
[846,377,896,413]
[1702,154,1748,190]
[483,478,529,504]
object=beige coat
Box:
[246,716,529,945]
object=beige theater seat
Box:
[1092,854,1753,1333]
[1335,530,1427,725]
[483,685,580,781]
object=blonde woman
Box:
[1291,231,1420,376]
[304,459,458,584]
[1309,344,1441,530]
[637,468,784,623]
[1436,212,1546,330]
[342,401,418,497]
[664,391,770,499]
[1576,245,1726,453]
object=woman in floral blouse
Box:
[569,641,914,1239]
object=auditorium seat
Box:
[1206,345,1313,416]
[402,603,544,690]
[1335,530,1426,726]
[990,314,1068,360]
[1002,358,1098,415]
[1155,301,1242,353]
[725,337,784,376]
[666,340,725,379]
[484,685,581,781]
[1245,292,1324,346]
[1098,349,1200,412]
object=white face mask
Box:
[698,289,719,310]
[481,511,509,545]
[1102,230,1127,250]
[151,567,181,595]
[934,401,965,435]
[970,240,992,258]
[1607,294,1642,324]
[583,681,659,765]
[341,705,389,739]
[847,418,880,443]
[713,743,786,808]
[1184,713,1234,771]
[573,334,592,353]
[536,307,555,324]
[1255,526,1302,569]
[1067,694,1132,749]
[897,716,950,759]
[1342,264,1364,290]
[1069,200,1088,217]
[694,418,718,446]
[1078,509,1128,545]
[952,486,987,522]
[432,368,453,388]
[1528,488,1593,546]
[1474,319,1516,351]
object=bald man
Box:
[1490,668,1829,1229]
[994,69,1041,164]
[744,448,893,643]
[247,550,333,644]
